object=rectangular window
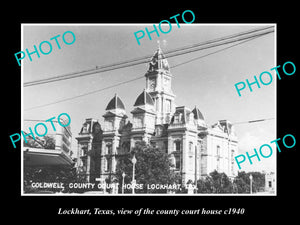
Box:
[166,99,171,113]
[107,158,111,172]
[106,143,112,155]
[152,97,156,110]
[105,120,113,131]
[217,146,220,157]
[189,142,193,154]
[175,156,180,170]
[104,157,108,172]
[174,141,181,152]
[163,141,168,153]
[81,143,88,155]
[174,114,179,123]
[189,156,193,171]
[134,117,143,128]
[216,146,221,172]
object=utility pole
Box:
[194,145,197,194]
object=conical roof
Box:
[134,90,154,107]
[192,106,205,120]
[106,94,125,110]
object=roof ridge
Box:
[106,94,125,110]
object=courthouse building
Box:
[76,47,238,184]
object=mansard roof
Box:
[192,107,205,120]
[134,90,154,107]
[105,94,125,110]
[170,106,191,124]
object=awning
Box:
[23,147,74,167]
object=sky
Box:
[22,24,276,173]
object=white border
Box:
[21,23,277,197]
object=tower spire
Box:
[145,48,175,124]
[147,46,170,73]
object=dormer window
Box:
[81,122,90,134]
[178,113,183,123]
[174,114,179,123]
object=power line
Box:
[24,76,144,111]
[233,118,275,125]
[171,34,266,68]
[24,32,272,111]
[24,26,274,87]
[24,28,273,87]
[164,25,274,55]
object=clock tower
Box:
[145,47,176,124]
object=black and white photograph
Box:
[21,24,276,196]
[4,4,298,221]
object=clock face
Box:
[164,77,170,90]
[149,78,156,90]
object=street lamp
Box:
[249,174,253,194]
[131,154,137,194]
[122,172,125,194]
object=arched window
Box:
[106,143,112,155]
